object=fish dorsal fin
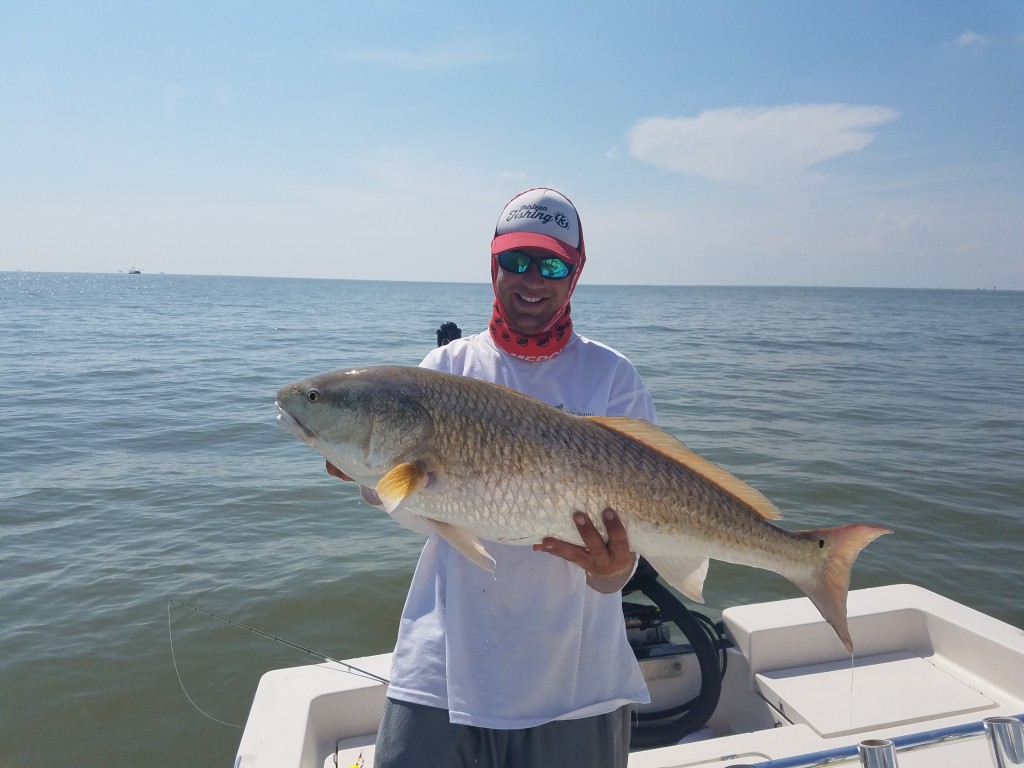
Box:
[376,462,428,514]
[588,417,781,521]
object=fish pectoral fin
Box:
[423,519,496,574]
[644,555,710,603]
[376,462,428,513]
[589,416,782,521]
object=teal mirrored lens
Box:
[497,251,531,274]
[497,251,572,280]
[536,258,571,279]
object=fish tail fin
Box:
[792,524,892,653]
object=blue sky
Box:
[2,1,1022,288]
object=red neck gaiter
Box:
[488,300,574,361]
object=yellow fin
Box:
[589,417,781,521]
[376,462,427,514]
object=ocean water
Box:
[1,272,1021,767]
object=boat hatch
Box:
[755,650,994,738]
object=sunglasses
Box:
[497,250,574,280]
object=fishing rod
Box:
[168,600,390,685]
[167,600,390,728]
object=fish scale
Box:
[276,365,891,652]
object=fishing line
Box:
[167,600,390,727]
[167,602,244,728]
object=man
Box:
[333,188,656,767]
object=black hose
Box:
[625,562,725,750]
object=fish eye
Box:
[306,388,321,403]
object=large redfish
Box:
[276,365,891,651]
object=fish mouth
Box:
[275,402,316,443]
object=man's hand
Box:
[533,508,637,594]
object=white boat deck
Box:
[234,584,1024,768]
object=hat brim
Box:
[491,232,581,265]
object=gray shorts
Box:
[373,698,632,768]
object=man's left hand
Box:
[533,508,637,594]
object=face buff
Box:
[487,259,582,361]
[488,300,573,361]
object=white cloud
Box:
[952,31,989,47]
[627,104,899,185]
